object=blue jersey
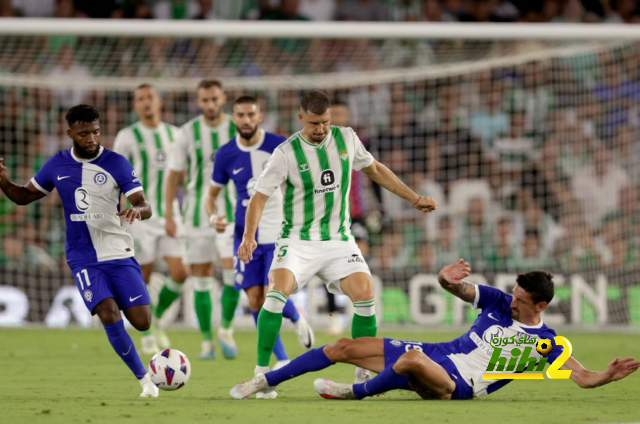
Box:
[211,130,286,244]
[31,147,143,266]
[436,284,563,397]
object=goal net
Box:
[1,20,639,329]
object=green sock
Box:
[194,290,213,340]
[257,309,283,367]
[221,285,240,329]
[154,278,182,319]
[351,313,377,339]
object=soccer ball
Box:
[149,349,191,391]
[536,338,553,356]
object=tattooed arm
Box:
[437,258,476,304]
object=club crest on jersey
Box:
[94,172,107,187]
[156,150,166,163]
[84,290,93,302]
[340,150,348,161]
[483,325,505,344]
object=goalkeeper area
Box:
[3,328,640,424]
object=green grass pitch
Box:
[3,328,640,424]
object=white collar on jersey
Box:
[70,146,104,163]
[200,113,228,130]
[136,121,163,131]
[513,318,545,329]
[235,129,265,152]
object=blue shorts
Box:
[383,338,474,400]
[69,257,150,314]
[233,239,274,291]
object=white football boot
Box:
[314,378,355,400]
[294,314,315,349]
[354,367,372,384]
[139,374,159,398]
[230,373,276,400]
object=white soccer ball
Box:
[148,349,191,391]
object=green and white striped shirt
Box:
[168,114,237,229]
[254,126,374,242]
[113,121,178,220]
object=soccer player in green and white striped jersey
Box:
[237,90,439,392]
[165,79,239,360]
[113,84,188,355]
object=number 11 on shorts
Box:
[75,269,92,290]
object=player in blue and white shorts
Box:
[207,96,314,392]
[231,259,639,400]
[0,105,159,398]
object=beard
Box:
[238,125,258,140]
[73,140,100,159]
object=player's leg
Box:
[266,241,315,350]
[184,234,217,359]
[257,268,296,370]
[246,285,289,365]
[93,298,157,397]
[230,337,385,399]
[392,349,455,400]
[215,226,239,358]
[137,262,159,354]
[260,243,314,350]
[153,254,188,349]
[191,262,215,359]
[84,260,157,398]
[338,271,376,383]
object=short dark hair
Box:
[300,90,330,115]
[65,104,99,126]
[135,83,154,91]
[516,271,554,304]
[233,95,258,107]
[197,79,223,91]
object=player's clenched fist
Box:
[413,196,438,213]
[238,237,257,263]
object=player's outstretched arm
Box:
[117,190,151,224]
[238,191,269,263]
[361,159,437,213]
[561,356,640,389]
[206,185,229,233]
[0,158,46,205]
[437,258,476,303]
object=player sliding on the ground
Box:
[0,105,160,398]
[236,90,438,396]
[231,259,640,400]
[206,95,315,398]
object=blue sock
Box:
[104,320,147,380]
[265,346,334,386]
[282,298,300,323]
[251,309,288,362]
[353,365,411,399]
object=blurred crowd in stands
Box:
[1,0,640,278]
[3,0,640,24]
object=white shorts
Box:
[127,219,184,265]
[183,224,234,264]
[270,239,371,295]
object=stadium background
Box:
[2,0,640,333]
